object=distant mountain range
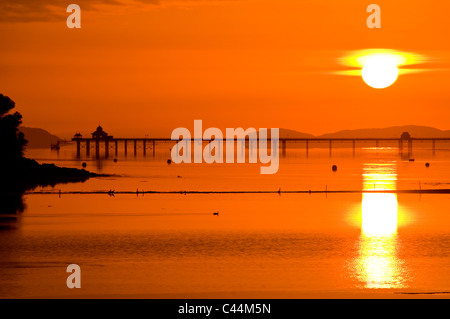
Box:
[19,127,62,149]
[19,125,450,149]
[318,125,450,139]
[274,125,450,139]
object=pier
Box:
[72,127,450,159]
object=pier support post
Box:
[352,140,356,157]
[273,139,278,157]
[124,140,127,156]
[134,140,137,156]
[153,140,156,157]
[115,140,118,156]
[143,140,146,156]
[398,140,403,157]
[86,140,90,157]
[408,139,413,157]
[329,140,332,157]
[76,140,81,158]
[432,139,436,156]
[105,140,109,158]
[95,140,100,159]
[306,140,309,158]
[281,140,287,157]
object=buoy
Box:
[425,162,430,168]
[167,159,172,165]
[332,165,337,172]
[113,158,118,163]
[82,162,87,168]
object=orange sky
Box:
[1,0,449,138]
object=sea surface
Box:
[1,142,450,298]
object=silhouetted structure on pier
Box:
[73,127,159,159]
[92,126,113,140]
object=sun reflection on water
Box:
[353,162,408,289]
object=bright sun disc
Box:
[362,55,399,89]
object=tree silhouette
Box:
[0,94,97,214]
[0,94,27,163]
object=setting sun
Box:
[361,55,399,89]
[338,49,428,89]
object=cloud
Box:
[0,0,131,23]
[0,0,243,23]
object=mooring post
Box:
[124,140,128,156]
[134,139,137,156]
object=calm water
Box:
[1,144,450,298]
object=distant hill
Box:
[278,128,315,139]
[19,127,62,149]
[318,125,450,139]
[260,125,450,139]
[257,128,315,139]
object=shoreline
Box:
[1,157,106,192]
